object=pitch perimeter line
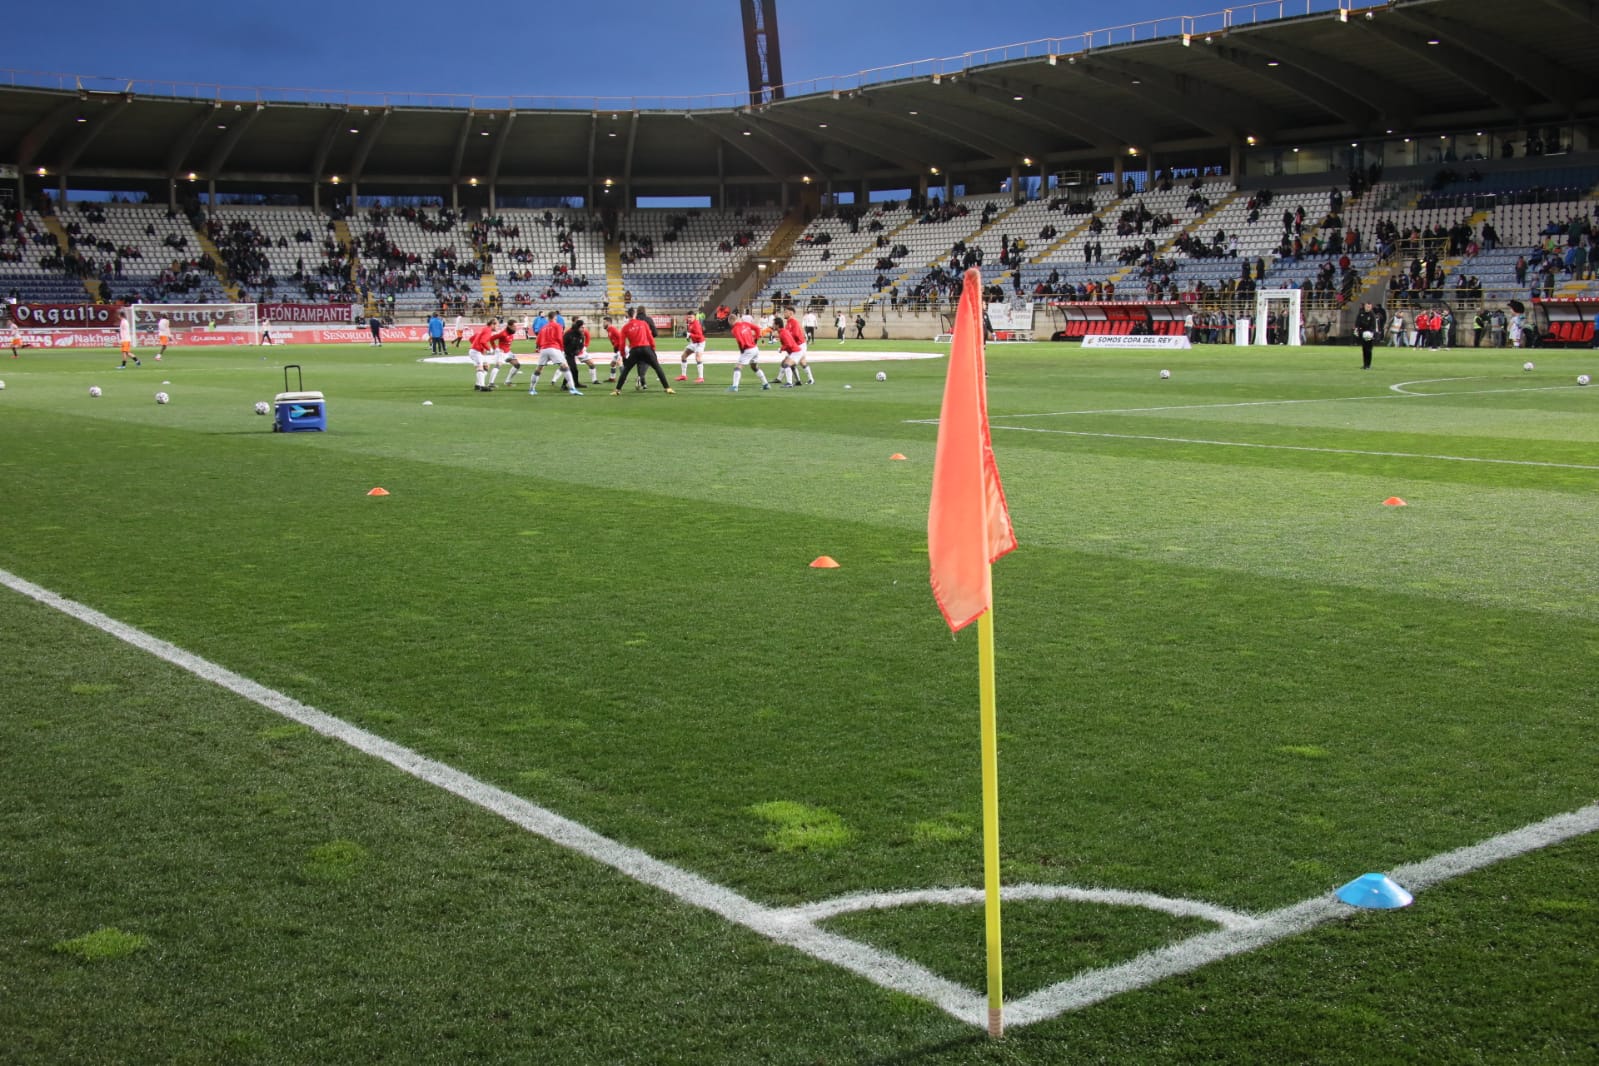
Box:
[5,564,1597,1032]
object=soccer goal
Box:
[129,303,261,346]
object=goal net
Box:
[129,303,261,346]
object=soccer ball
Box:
[155,392,170,405]
[875,371,887,382]
[1361,330,1374,342]
[1159,369,1172,379]
[0,380,6,390]
[1580,374,1592,386]
[1524,362,1534,372]
[89,386,102,398]
[254,401,271,416]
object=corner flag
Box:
[929,269,1015,632]
[927,267,1014,1039]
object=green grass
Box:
[0,339,1595,1062]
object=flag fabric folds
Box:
[928,267,1016,632]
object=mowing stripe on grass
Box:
[5,563,1597,1032]
[976,425,1599,472]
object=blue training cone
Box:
[1335,872,1414,910]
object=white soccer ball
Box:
[1159,369,1171,379]
[1361,330,1374,342]
[875,371,887,382]
[844,384,852,389]
[155,392,170,405]
[89,386,102,398]
[1523,362,1534,372]
[1580,374,1592,386]
[0,380,6,390]
[254,401,271,415]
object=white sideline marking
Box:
[975,425,1599,471]
[4,564,1597,1031]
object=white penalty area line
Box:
[5,563,1598,1032]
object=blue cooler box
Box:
[273,390,326,432]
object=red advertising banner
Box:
[8,324,431,348]
[10,303,123,327]
[259,302,361,324]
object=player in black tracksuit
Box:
[1354,302,1380,369]
[562,319,587,395]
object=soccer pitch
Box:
[1,339,1595,1063]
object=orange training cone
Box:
[1383,496,1406,507]
[367,487,391,496]
[890,453,908,461]
[809,556,840,569]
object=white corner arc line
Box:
[4,564,1597,1033]
[786,884,1258,931]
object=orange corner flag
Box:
[928,268,1016,632]
[367,487,390,496]
[809,555,840,569]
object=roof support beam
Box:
[17,99,82,169]
[205,104,263,177]
[1071,57,1281,142]
[58,96,130,174]
[1380,9,1578,113]
[165,107,219,180]
[310,110,350,183]
[484,110,515,187]
[1206,43,1375,129]
[686,114,788,177]
[761,106,926,175]
[1355,17,1539,115]
[970,72,1154,152]
[449,110,473,187]
[1219,35,1413,130]
[349,108,392,185]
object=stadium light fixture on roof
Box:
[1426,38,1440,45]
[74,114,86,123]
[930,166,940,175]
[818,123,828,128]
[349,127,359,134]
[468,178,478,186]
[217,123,227,130]
[1022,157,1033,166]
[1246,135,1258,145]
[330,175,340,184]
[187,172,197,181]
[36,167,46,176]
[1013,94,1024,101]
[1267,60,1280,67]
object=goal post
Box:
[129,303,261,346]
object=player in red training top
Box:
[528,312,582,395]
[677,314,707,384]
[785,307,814,386]
[496,320,528,387]
[469,317,500,391]
[612,307,675,395]
[775,311,800,386]
[725,314,771,393]
[602,316,627,383]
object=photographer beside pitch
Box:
[1354,301,1381,370]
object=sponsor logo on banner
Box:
[1080,334,1193,349]
[11,303,123,327]
[258,302,361,324]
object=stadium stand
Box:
[206,206,356,304]
[618,208,780,313]
[1,207,97,303]
[485,209,606,313]
[343,206,482,317]
[51,201,232,303]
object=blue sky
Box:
[4,0,1236,101]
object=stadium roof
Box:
[3,0,1596,199]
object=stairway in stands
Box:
[39,214,102,301]
[190,225,244,301]
[604,237,626,313]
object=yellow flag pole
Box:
[978,588,1004,1039]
